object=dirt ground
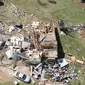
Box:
[0,66,30,83]
[0,66,14,82]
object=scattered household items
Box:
[66,55,84,65]
[0,22,4,32]
[31,57,77,84]
[46,50,57,59]
[10,36,31,50]
[15,23,23,29]
[26,49,42,65]
[0,40,5,47]
[58,19,64,27]
[0,20,82,85]
[60,31,65,36]
[9,24,23,33]
[79,29,85,38]
[14,71,31,83]
[32,21,40,29]
[76,59,84,65]
[9,26,15,32]
[71,25,80,31]
[14,81,19,85]
[66,55,76,63]
[6,49,22,60]
[5,35,32,60]
[45,82,65,85]
[6,49,16,59]
[56,58,68,67]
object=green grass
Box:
[60,32,85,59]
[14,0,85,24]
[60,32,85,85]
[68,64,85,85]
[0,82,35,85]
[0,0,85,24]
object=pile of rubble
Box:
[0,21,78,85]
[57,19,85,39]
[31,58,77,84]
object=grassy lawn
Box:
[60,32,85,59]
[15,0,85,24]
[0,82,35,85]
[68,63,85,85]
[0,0,85,24]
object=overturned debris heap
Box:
[0,21,78,85]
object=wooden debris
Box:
[31,29,40,50]
[41,41,56,49]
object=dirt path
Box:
[0,66,30,83]
[0,67,15,82]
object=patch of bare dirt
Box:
[0,67,14,82]
[0,66,30,83]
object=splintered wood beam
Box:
[41,41,56,49]
[31,29,39,50]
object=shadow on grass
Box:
[48,0,56,4]
[37,0,48,7]
[60,27,75,38]
[55,27,65,58]
[64,30,74,38]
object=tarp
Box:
[57,58,68,67]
